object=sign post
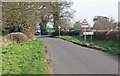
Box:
[83,31,94,41]
[58,26,61,36]
[81,19,89,41]
[91,34,92,42]
[84,28,86,41]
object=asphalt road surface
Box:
[41,36,118,74]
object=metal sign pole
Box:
[91,35,92,42]
[58,26,61,36]
[84,27,86,41]
[82,19,89,41]
[59,28,60,36]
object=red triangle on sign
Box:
[82,19,88,25]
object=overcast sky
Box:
[71,0,119,25]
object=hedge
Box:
[93,30,120,43]
[60,30,120,43]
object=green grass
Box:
[58,36,119,55]
[2,38,49,74]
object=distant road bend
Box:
[41,36,118,74]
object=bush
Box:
[26,34,35,39]
[93,30,108,41]
[61,30,80,36]
[51,31,59,36]
[25,33,35,39]
[58,30,120,43]
[93,30,120,43]
[106,30,119,42]
[51,30,80,36]
[0,36,11,46]
[7,32,28,43]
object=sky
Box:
[71,0,119,26]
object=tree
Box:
[38,2,52,35]
[118,22,120,28]
[60,18,71,31]
[93,16,112,30]
[2,2,74,36]
[50,2,75,35]
[2,2,42,35]
[109,17,117,29]
[74,21,81,31]
[36,2,75,35]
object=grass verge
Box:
[58,36,119,56]
[2,38,49,74]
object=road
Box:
[41,36,118,74]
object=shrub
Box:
[51,31,59,36]
[59,30,120,43]
[93,30,120,43]
[93,30,108,41]
[7,32,28,43]
[0,36,11,46]
[106,30,119,42]
[25,33,35,39]
[61,30,80,36]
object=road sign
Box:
[83,32,94,41]
[58,26,61,36]
[83,32,94,35]
[81,19,89,28]
[58,26,61,29]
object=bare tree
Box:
[60,18,71,31]
[93,16,112,30]
[74,21,82,31]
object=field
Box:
[58,36,119,55]
[2,38,49,74]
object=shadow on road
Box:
[36,35,55,38]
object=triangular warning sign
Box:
[82,19,88,25]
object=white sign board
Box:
[83,32,94,35]
[81,25,89,28]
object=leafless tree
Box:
[93,16,113,30]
